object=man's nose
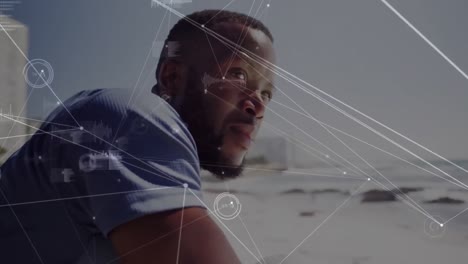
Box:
[242,92,265,118]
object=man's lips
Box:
[229,124,255,149]
[230,124,254,139]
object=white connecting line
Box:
[199,9,386,255]
[279,180,369,264]
[112,8,170,143]
[200,7,367,180]
[0,113,79,129]
[203,80,440,256]
[258,61,468,190]
[206,88,436,224]
[238,215,265,264]
[271,100,466,190]
[150,0,466,189]
[0,186,175,209]
[206,88,364,178]
[188,188,263,264]
[1,1,466,262]
[212,52,438,223]
[203,39,363,177]
[0,22,81,128]
[0,127,81,141]
[150,0,467,256]
[175,185,187,264]
[262,122,362,176]
[0,4,270,263]
[379,0,468,81]
[105,189,244,264]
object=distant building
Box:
[0,16,29,158]
[246,137,296,170]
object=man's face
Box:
[177,23,276,178]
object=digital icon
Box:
[89,121,113,142]
[62,169,75,183]
[23,59,54,89]
[79,154,97,173]
[78,151,123,173]
[51,168,76,183]
[213,192,242,221]
[424,216,445,238]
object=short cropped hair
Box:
[152,9,274,94]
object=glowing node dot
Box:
[343,171,347,175]
[367,178,371,181]
[24,59,54,89]
[222,76,225,80]
[221,171,225,175]
[92,216,96,220]
[38,156,42,160]
[266,3,270,7]
[217,147,221,150]
[183,183,188,188]
[440,224,444,227]
[204,89,207,94]
[56,101,60,105]
[201,24,205,28]
[325,155,330,158]
[79,126,84,131]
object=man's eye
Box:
[261,91,272,101]
[230,70,247,81]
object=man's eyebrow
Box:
[266,81,275,92]
[267,80,277,91]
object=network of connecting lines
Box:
[0,0,467,263]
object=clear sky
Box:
[6,0,468,162]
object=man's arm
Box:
[109,207,241,264]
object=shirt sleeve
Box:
[50,89,206,237]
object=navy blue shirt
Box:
[0,89,205,263]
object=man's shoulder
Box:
[51,88,178,126]
[65,88,167,114]
[42,88,191,146]
[60,88,194,148]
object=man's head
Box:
[152,10,276,179]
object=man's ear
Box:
[157,59,188,98]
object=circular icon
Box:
[79,154,97,173]
[23,59,54,89]
[213,192,242,221]
[424,216,446,238]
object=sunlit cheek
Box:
[221,80,247,94]
[209,83,237,103]
[252,126,261,140]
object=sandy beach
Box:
[201,169,468,264]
